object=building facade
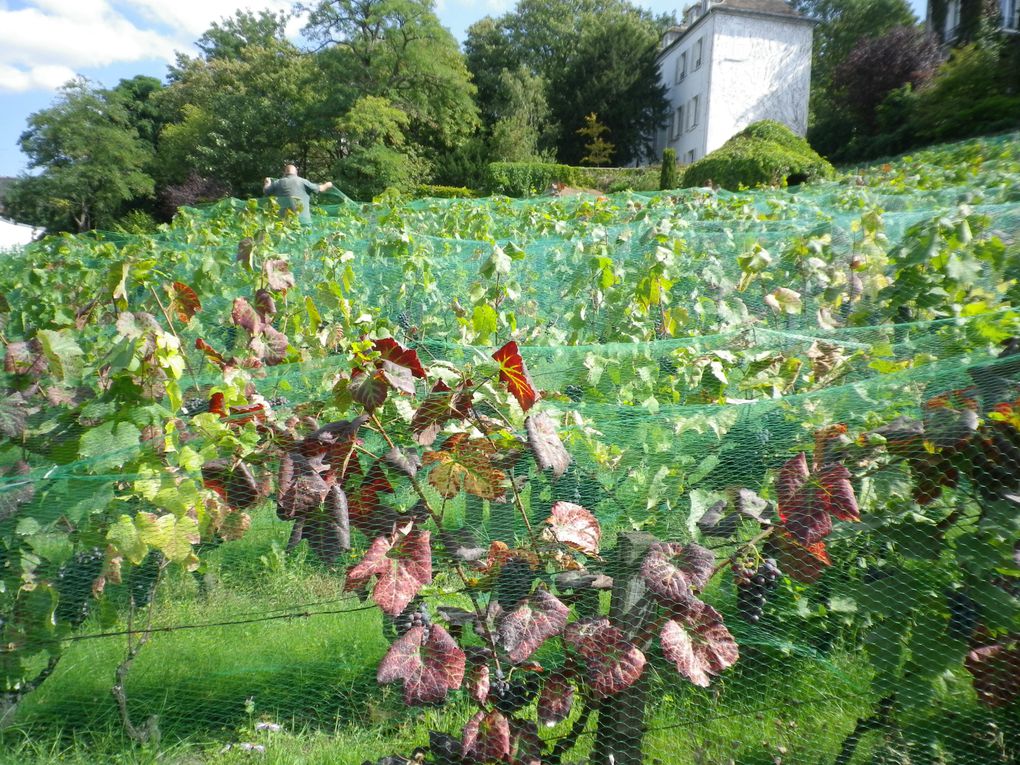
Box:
[652,0,814,164]
[927,0,1019,44]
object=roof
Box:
[657,0,811,59]
[713,0,799,16]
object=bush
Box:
[415,185,476,199]
[484,162,582,196]
[660,148,678,190]
[574,166,660,192]
[682,121,835,190]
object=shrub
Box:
[681,121,835,190]
[484,162,582,196]
[415,185,476,199]
[574,166,660,192]
[660,148,678,190]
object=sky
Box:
[0,0,928,177]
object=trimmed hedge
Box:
[484,163,582,197]
[682,120,835,190]
[416,184,476,199]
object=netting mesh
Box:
[1,133,1019,765]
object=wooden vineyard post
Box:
[592,531,657,765]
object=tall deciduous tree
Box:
[302,0,479,154]
[6,78,154,232]
[464,0,669,165]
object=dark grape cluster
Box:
[181,397,210,416]
[397,311,413,330]
[391,599,431,639]
[490,670,539,714]
[734,558,780,624]
[55,548,105,627]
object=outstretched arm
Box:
[317,181,333,193]
[263,177,273,193]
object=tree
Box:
[833,26,941,130]
[5,78,154,232]
[195,9,291,61]
[335,95,430,198]
[302,0,479,154]
[464,0,669,165]
[488,66,555,162]
[790,0,917,155]
[158,41,327,193]
[576,112,614,166]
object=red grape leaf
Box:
[537,671,574,727]
[423,434,505,499]
[817,463,860,522]
[261,325,289,365]
[377,624,465,705]
[770,530,830,584]
[350,368,389,412]
[526,412,571,478]
[344,527,432,615]
[170,281,201,323]
[497,589,569,663]
[508,719,543,765]
[462,710,511,763]
[254,288,277,319]
[231,297,262,334]
[380,359,415,395]
[225,461,259,508]
[777,453,810,510]
[410,380,473,446]
[209,392,227,416]
[264,258,296,293]
[660,606,739,687]
[639,542,715,613]
[545,501,601,556]
[195,338,226,369]
[277,451,330,518]
[492,341,538,412]
[564,617,646,698]
[374,337,426,379]
[237,237,254,268]
[965,638,1020,708]
[466,663,490,705]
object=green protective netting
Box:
[0,133,1019,765]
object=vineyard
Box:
[0,132,1019,765]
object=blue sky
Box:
[0,0,928,177]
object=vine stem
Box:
[706,525,776,582]
[367,411,504,680]
[148,285,202,396]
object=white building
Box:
[0,217,40,250]
[652,0,814,165]
[927,0,1019,43]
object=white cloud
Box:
[0,0,298,95]
[0,62,77,93]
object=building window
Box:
[675,52,687,83]
[671,106,684,140]
[686,149,695,164]
[686,95,699,131]
[693,38,703,69]
[945,0,961,39]
[1006,0,1019,30]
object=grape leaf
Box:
[350,368,389,411]
[195,338,227,369]
[660,606,739,687]
[462,710,511,763]
[492,341,538,412]
[777,452,810,509]
[564,617,646,698]
[777,453,860,545]
[264,258,296,293]
[497,589,569,663]
[344,527,432,615]
[466,663,490,705]
[770,530,831,583]
[374,338,426,379]
[537,671,574,727]
[380,359,415,395]
[277,451,330,518]
[377,624,465,705]
[261,325,289,365]
[231,297,262,334]
[236,237,254,268]
[545,501,601,556]
[640,542,712,613]
[170,281,201,323]
[423,434,505,500]
[965,638,1020,708]
[411,380,473,446]
[254,288,276,319]
[817,463,860,522]
[526,412,571,478]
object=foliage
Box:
[833,25,941,131]
[415,185,476,199]
[483,162,582,196]
[682,120,835,190]
[576,113,615,167]
[488,66,556,163]
[5,78,155,233]
[660,148,678,191]
[195,9,292,61]
[464,0,669,165]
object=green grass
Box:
[1,507,1010,764]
